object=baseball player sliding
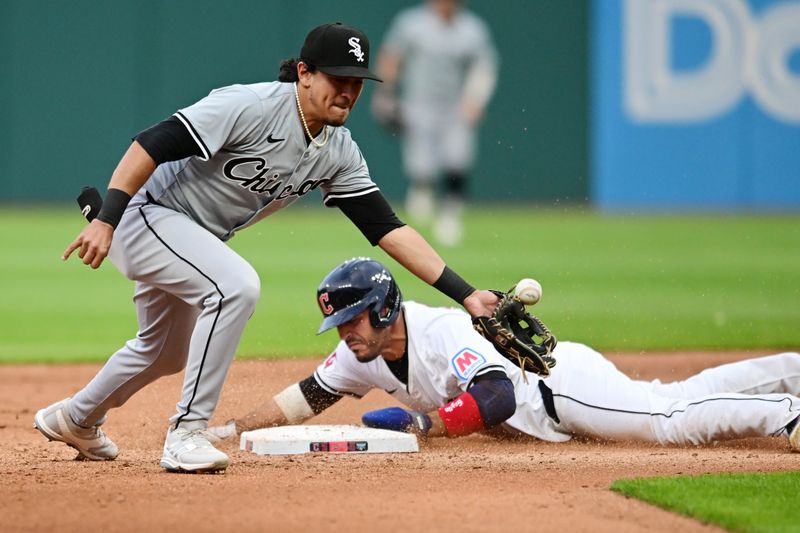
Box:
[210,258,800,452]
[33,23,500,474]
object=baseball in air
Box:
[514,278,542,305]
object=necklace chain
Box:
[294,82,329,148]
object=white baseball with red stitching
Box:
[514,278,542,305]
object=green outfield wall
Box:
[0,0,589,203]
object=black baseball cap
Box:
[300,22,383,82]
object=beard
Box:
[346,334,381,363]
[354,351,381,363]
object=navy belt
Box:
[538,380,560,423]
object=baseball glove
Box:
[472,290,557,378]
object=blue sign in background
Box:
[591,0,800,210]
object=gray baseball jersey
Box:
[383,5,498,114]
[68,81,382,431]
[381,5,498,180]
[145,81,377,240]
[314,302,800,445]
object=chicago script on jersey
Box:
[223,156,328,198]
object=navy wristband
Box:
[96,188,132,229]
[433,266,476,304]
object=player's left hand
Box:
[463,289,501,318]
[362,407,432,435]
[472,291,557,378]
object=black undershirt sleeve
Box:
[134,115,203,164]
[299,375,343,414]
[331,190,406,246]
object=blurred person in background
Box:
[371,0,499,246]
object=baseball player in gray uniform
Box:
[371,0,498,246]
[33,23,499,473]
[211,258,800,453]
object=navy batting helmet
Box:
[316,258,402,334]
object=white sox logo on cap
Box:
[300,22,382,81]
[348,37,365,62]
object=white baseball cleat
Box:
[160,423,229,473]
[789,417,800,452]
[33,398,118,461]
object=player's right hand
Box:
[62,219,114,269]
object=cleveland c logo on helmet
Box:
[315,257,402,334]
[318,292,334,315]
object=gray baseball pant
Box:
[68,197,260,428]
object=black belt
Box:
[538,380,560,424]
[145,190,163,206]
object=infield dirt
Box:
[1,352,795,533]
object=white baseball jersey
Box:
[314,301,570,442]
[144,81,377,240]
[314,302,800,445]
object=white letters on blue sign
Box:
[625,0,800,124]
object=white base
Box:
[240,424,419,455]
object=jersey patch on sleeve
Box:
[450,348,487,381]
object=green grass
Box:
[611,471,800,533]
[1,204,799,362]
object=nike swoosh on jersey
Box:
[267,133,285,143]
